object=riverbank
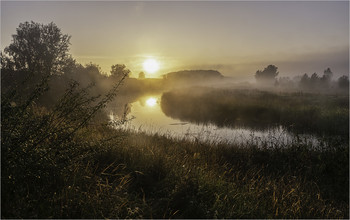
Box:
[2,122,348,218]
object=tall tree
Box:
[110,64,130,80]
[3,21,73,75]
[299,73,310,89]
[320,67,333,87]
[310,72,320,88]
[323,67,333,81]
[138,71,145,79]
[255,65,279,83]
[337,75,349,89]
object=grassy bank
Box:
[2,121,349,218]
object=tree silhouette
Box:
[298,69,335,90]
[299,73,310,89]
[3,21,72,75]
[277,76,294,88]
[310,72,320,88]
[337,75,349,89]
[255,65,279,83]
[323,68,333,81]
[85,62,103,76]
[320,67,333,87]
[138,71,145,79]
[110,64,130,80]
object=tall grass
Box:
[2,125,348,218]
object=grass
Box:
[1,79,349,218]
[2,121,349,218]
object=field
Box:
[2,82,349,218]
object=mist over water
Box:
[102,67,348,150]
[2,8,349,217]
[107,93,333,150]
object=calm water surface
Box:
[109,94,322,148]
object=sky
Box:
[1,1,349,79]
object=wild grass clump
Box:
[122,132,349,218]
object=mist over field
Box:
[1,1,349,219]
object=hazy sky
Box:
[1,1,349,79]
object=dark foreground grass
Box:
[2,121,349,218]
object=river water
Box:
[108,94,323,148]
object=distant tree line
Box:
[299,68,333,89]
[255,65,279,84]
[163,70,223,81]
[255,64,349,91]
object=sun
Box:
[143,58,159,74]
[146,97,157,107]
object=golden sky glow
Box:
[1,1,349,79]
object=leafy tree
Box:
[69,63,105,88]
[255,65,279,83]
[299,73,310,89]
[277,76,294,88]
[320,67,333,88]
[138,71,145,79]
[337,75,349,89]
[323,67,333,81]
[310,72,320,88]
[0,51,13,70]
[3,21,73,75]
[310,73,319,81]
[110,64,130,80]
[85,62,103,76]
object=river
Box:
[107,94,324,149]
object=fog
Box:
[1,21,348,140]
[2,19,349,219]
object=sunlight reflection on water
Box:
[109,94,324,149]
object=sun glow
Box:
[143,58,159,74]
[146,97,157,107]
